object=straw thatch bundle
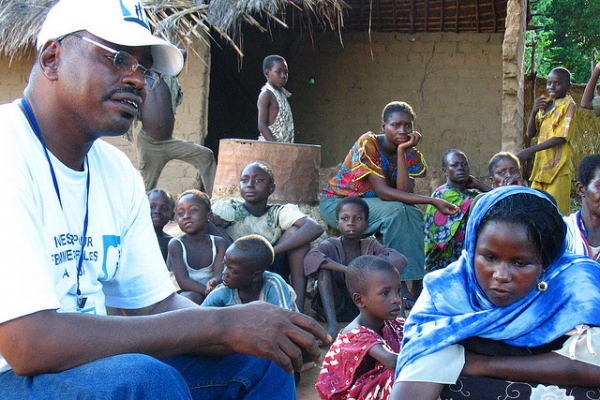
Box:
[0,0,347,60]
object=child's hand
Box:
[516,148,534,163]
[206,278,219,293]
[433,198,459,215]
[532,95,552,113]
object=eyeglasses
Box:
[70,33,160,90]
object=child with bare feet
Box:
[316,255,405,399]
[168,189,227,304]
[304,197,407,338]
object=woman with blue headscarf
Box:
[391,186,600,400]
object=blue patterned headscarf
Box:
[396,185,600,377]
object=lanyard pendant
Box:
[77,295,88,310]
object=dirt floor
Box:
[295,306,347,400]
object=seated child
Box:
[168,189,227,304]
[316,255,405,400]
[202,234,297,311]
[304,196,408,338]
[147,188,175,262]
[424,149,490,272]
[211,161,324,312]
[487,152,525,188]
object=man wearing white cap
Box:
[0,0,329,398]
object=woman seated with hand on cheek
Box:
[392,186,600,400]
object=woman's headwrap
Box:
[396,185,600,377]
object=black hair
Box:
[577,154,600,186]
[441,149,467,168]
[335,196,370,221]
[476,192,565,268]
[242,161,276,185]
[263,55,286,73]
[487,152,521,177]
[176,189,211,210]
[346,255,396,294]
[382,101,417,123]
[549,67,572,83]
[231,234,275,270]
[147,188,175,210]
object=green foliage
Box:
[526,0,600,84]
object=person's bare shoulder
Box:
[257,89,275,107]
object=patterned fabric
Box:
[257,83,294,143]
[530,95,578,184]
[322,132,427,198]
[211,199,307,244]
[424,184,479,272]
[440,376,600,400]
[396,186,600,377]
[316,319,404,400]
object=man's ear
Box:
[353,292,365,308]
[38,40,62,80]
[269,183,276,194]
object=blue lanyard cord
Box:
[20,98,63,208]
[19,98,91,305]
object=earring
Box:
[537,281,548,292]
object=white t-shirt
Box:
[565,212,600,262]
[0,100,175,372]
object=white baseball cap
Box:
[36,0,183,76]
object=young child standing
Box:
[424,149,490,273]
[316,255,405,400]
[304,196,408,338]
[168,189,227,304]
[202,234,297,311]
[211,161,324,312]
[320,101,458,301]
[257,55,294,142]
[518,67,578,215]
[147,188,175,262]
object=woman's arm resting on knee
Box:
[462,351,600,387]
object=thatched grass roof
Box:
[0,0,348,60]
